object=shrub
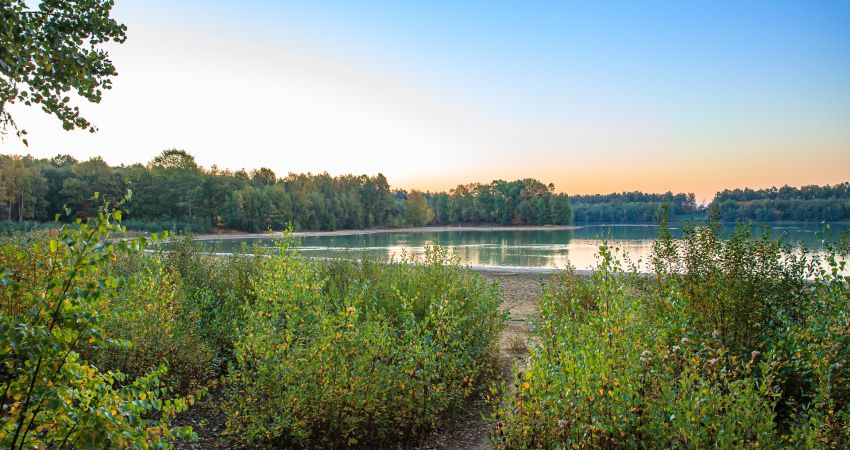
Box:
[0,205,196,448]
[0,221,46,235]
[492,222,850,448]
[222,242,506,448]
[157,234,265,372]
[92,255,214,393]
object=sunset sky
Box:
[2,0,849,202]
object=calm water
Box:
[199,223,848,271]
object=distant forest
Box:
[571,192,700,223]
[565,185,850,223]
[0,151,571,232]
[1,151,848,232]
[711,184,850,222]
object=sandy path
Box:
[417,270,553,450]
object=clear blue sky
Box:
[4,0,849,200]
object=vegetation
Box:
[0,0,126,143]
[0,202,196,448]
[427,179,573,226]
[4,151,850,231]
[2,191,849,448]
[491,217,850,448]
[223,245,506,447]
[560,184,850,224]
[571,191,700,223]
[711,183,850,222]
[0,151,572,232]
[0,200,507,448]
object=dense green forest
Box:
[1,151,849,232]
[550,184,850,224]
[0,151,572,232]
[426,179,573,226]
[571,191,700,223]
[710,184,850,222]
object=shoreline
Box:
[176,249,581,276]
[193,224,579,241]
[468,264,585,276]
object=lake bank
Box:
[193,224,579,241]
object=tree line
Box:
[571,191,700,223]
[426,179,573,226]
[570,185,850,223]
[710,183,850,222]
[0,151,572,232]
[2,150,847,231]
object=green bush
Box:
[91,255,214,393]
[492,223,850,449]
[157,234,265,372]
[0,206,196,448]
[0,221,46,235]
[222,243,506,448]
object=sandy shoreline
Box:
[179,249,582,276]
[469,264,588,276]
[193,225,578,241]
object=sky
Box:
[2,0,849,202]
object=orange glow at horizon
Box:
[1,3,848,203]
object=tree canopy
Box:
[571,191,700,223]
[0,0,126,144]
[0,151,574,232]
[709,183,850,222]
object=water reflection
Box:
[201,223,848,271]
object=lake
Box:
[197,223,849,272]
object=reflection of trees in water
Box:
[208,224,847,269]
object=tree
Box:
[0,155,24,219]
[250,167,277,186]
[405,190,434,227]
[0,0,127,144]
[60,157,117,217]
[150,149,199,172]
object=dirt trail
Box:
[416,271,550,450]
